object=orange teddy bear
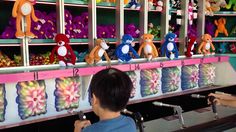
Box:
[85,39,111,65]
[198,34,215,55]
[138,34,158,61]
[12,0,39,38]
[214,17,228,37]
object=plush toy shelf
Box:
[27,39,90,46]
[0,55,229,84]
[4,0,56,5]
[213,11,236,16]
[0,39,21,44]
[213,37,236,42]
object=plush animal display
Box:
[198,34,215,55]
[138,34,158,61]
[226,0,236,10]
[210,0,227,12]
[126,0,141,10]
[230,25,236,36]
[205,0,214,16]
[149,0,163,11]
[115,34,139,63]
[85,39,111,65]
[185,36,197,57]
[161,33,179,60]
[49,34,76,66]
[205,19,215,36]
[148,23,161,38]
[214,17,228,37]
[230,43,236,53]
[12,0,41,38]
[188,0,198,25]
[217,42,227,53]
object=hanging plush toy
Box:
[214,17,228,37]
[198,34,215,55]
[85,39,111,65]
[126,0,141,10]
[226,0,236,11]
[161,33,179,60]
[138,34,158,61]
[12,0,40,38]
[188,0,198,25]
[185,36,197,57]
[49,34,76,66]
[115,34,139,63]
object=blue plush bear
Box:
[126,0,141,9]
[161,33,179,60]
[115,34,139,63]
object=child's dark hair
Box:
[90,68,133,112]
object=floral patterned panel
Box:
[162,67,180,93]
[54,77,81,112]
[16,81,47,120]
[0,84,7,122]
[126,71,137,98]
[199,64,216,87]
[140,69,160,97]
[181,65,199,90]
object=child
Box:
[74,68,136,132]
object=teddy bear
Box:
[161,33,179,60]
[210,0,227,12]
[185,36,197,57]
[153,0,163,11]
[126,0,141,10]
[31,10,47,39]
[115,34,139,63]
[214,17,228,37]
[85,39,111,65]
[226,0,236,10]
[138,34,158,61]
[230,43,236,53]
[49,34,76,66]
[198,34,215,55]
[124,23,140,38]
[205,0,214,16]
[12,0,42,38]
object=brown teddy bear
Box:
[214,17,228,37]
[198,34,215,55]
[12,0,39,38]
[138,34,158,61]
[85,39,111,65]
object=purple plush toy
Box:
[97,25,109,38]
[64,10,73,38]
[43,12,57,39]
[31,10,47,39]
[1,26,15,39]
[73,16,86,38]
[205,19,215,37]
[81,12,89,26]
[188,24,197,37]
[107,25,116,38]
[124,23,140,38]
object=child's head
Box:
[90,68,133,112]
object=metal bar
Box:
[88,0,96,50]
[197,0,205,41]
[56,0,65,34]
[139,0,148,38]
[161,0,169,39]
[116,0,124,44]
[179,0,189,55]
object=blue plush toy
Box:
[115,34,139,63]
[126,0,141,9]
[161,33,179,60]
[217,42,227,53]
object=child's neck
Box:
[98,109,121,121]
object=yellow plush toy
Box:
[198,34,215,55]
[85,39,111,65]
[138,34,158,61]
[12,0,39,38]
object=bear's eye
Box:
[59,41,65,45]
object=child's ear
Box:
[92,94,98,105]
